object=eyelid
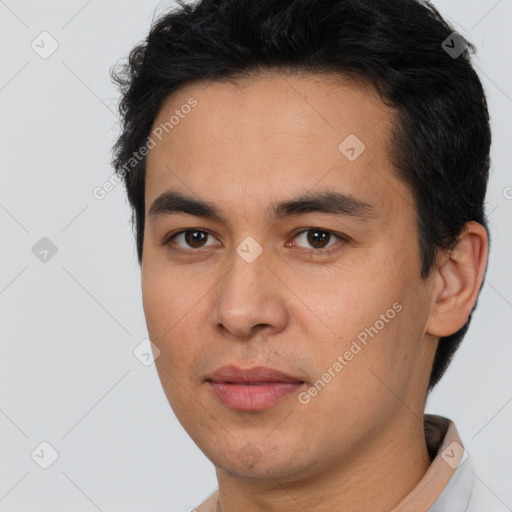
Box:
[288,228,348,254]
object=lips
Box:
[206,364,306,384]
[205,365,306,410]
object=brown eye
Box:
[308,229,330,248]
[166,230,219,250]
[291,228,347,255]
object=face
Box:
[142,72,439,482]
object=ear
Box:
[426,221,489,337]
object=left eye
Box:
[290,229,345,252]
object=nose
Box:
[212,243,290,339]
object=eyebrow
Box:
[148,189,378,223]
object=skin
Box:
[141,71,488,512]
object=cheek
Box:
[302,265,400,344]
[141,272,169,340]
[142,273,200,412]
[141,266,206,369]
[142,261,196,338]
[301,259,422,388]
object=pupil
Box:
[308,230,329,249]
[186,231,206,248]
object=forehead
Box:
[150,71,390,154]
[145,71,414,222]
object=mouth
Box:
[220,382,292,385]
[206,364,306,384]
[205,365,306,410]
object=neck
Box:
[215,412,431,512]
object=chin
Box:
[204,439,308,481]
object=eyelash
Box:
[162,228,348,256]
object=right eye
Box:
[163,229,221,251]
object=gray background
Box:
[0,0,511,510]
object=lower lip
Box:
[207,381,305,410]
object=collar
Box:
[390,414,473,511]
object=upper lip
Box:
[206,365,305,384]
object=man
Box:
[111,0,495,510]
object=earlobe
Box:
[426,221,488,337]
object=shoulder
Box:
[431,453,508,512]
[466,473,510,512]
[193,489,219,512]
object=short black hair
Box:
[111,0,491,391]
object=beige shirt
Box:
[194,414,482,512]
